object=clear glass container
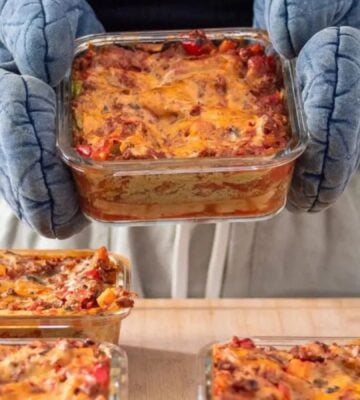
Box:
[198,336,360,400]
[0,338,128,399]
[0,249,132,344]
[57,28,308,225]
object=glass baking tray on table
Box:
[57,28,308,225]
[0,248,134,343]
[0,337,128,399]
[198,336,360,399]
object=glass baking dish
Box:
[0,249,132,344]
[0,338,128,399]
[57,28,308,225]
[198,336,360,400]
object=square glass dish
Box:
[57,28,308,225]
[198,336,360,400]
[0,248,133,343]
[0,338,128,399]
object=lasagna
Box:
[65,30,297,223]
[0,339,111,400]
[72,30,289,161]
[212,337,360,399]
[0,247,134,316]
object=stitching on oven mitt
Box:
[0,0,104,86]
[254,0,360,58]
[0,0,104,238]
[253,0,360,212]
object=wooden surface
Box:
[120,299,360,400]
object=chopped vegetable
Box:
[232,336,255,349]
[84,269,101,281]
[181,40,209,56]
[96,288,117,308]
[92,363,110,388]
[218,39,237,52]
[76,144,92,157]
[72,80,83,97]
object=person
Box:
[0,0,359,297]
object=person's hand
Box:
[254,0,360,212]
[0,0,103,238]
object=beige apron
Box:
[1,172,359,298]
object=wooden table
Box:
[120,299,360,399]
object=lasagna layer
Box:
[72,30,289,161]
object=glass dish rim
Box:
[56,27,309,175]
[0,337,127,400]
[197,336,360,400]
[0,248,133,320]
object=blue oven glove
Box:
[254,0,360,212]
[0,0,103,238]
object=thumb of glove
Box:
[254,0,360,58]
[288,26,360,211]
[0,0,104,86]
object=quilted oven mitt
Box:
[0,0,103,238]
[254,0,360,212]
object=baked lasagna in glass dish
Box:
[57,28,308,224]
[0,338,127,399]
[199,337,360,399]
[0,247,134,343]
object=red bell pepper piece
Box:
[181,40,207,56]
[181,30,215,55]
[93,363,110,387]
[84,269,101,281]
[247,43,265,56]
[75,144,92,158]
[231,336,256,349]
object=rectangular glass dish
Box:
[0,338,128,399]
[0,248,133,343]
[198,336,360,400]
[57,28,308,225]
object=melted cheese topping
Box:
[72,35,289,161]
[0,248,134,316]
[213,337,360,399]
[0,339,110,400]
